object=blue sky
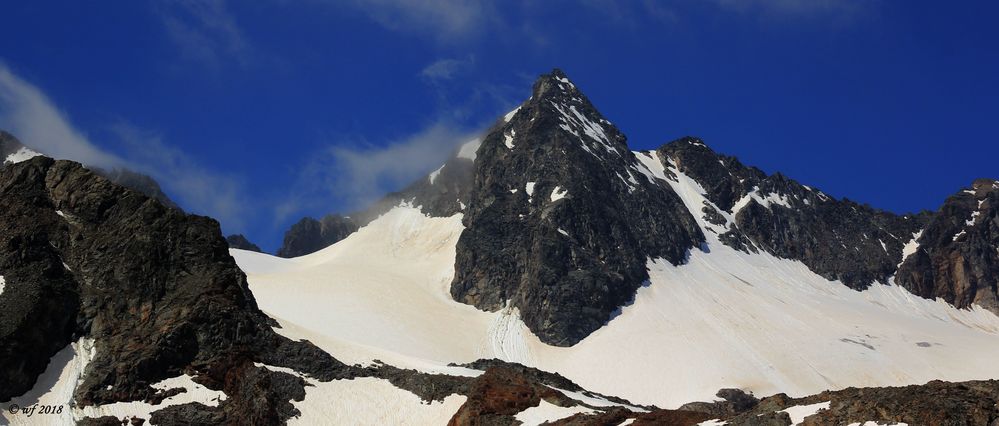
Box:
[1,1,996,252]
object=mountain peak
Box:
[531,68,582,102]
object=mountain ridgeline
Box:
[279,69,999,347]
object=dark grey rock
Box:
[656,137,927,289]
[0,156,350,424]
[450,69,704,346]
[276,214,358,258]
[1,130,181,210]
[225,234,262,252]
[895,179,999,313]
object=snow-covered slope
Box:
[233,183,999,412]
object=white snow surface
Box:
[513,400,593,426]
[457,138,481,161]
[550,186,568,202]
[232,202,999,412]
[428,164,445,185]
[4,146,42,164]
[282,376,466,426]
[504,106,521,123]
[0,275,5,297]
[780,401,829,425]
[847,422,909,426]
[505,129,516,149]
[525,181,536,197]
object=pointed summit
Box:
[450,69,704,346]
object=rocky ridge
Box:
[895,178,999,313]
[0,130,179,210]
[225,234,262,252]
[277,70,999,347]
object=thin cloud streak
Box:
[275,121,482,222]
[156,0,252,69]
[0,64,122,168]
[0,63,251,231]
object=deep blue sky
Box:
[0,1,996,252]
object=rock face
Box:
[0,156,348,423]
[655,137,927,289]
[450,70,704,346]
[275,214,358,258]
[895,179,999,313]
[226,234,262,252]
[714,380,999,426]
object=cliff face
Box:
[655,137,927,289]
[450,70,704,346]
[895,178,999,312]
[0,157,346,424]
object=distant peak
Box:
[663,136,713,152]
[531,68,581,101]
[970,178,999,192]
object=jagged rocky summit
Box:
[225,234,262,252]
[279,69,999,348]
[1,130,180,210]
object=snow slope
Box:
[233,195,999,412]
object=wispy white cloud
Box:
[0,64,122,168]
[420,56,475,82]
[0,63,250,230]
[275,121,481,221]
[344,0,497,42]
[156,0,251,69]
[110,123,249,230]
[710,0,867,20]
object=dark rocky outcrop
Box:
[275,214,358,258]
[1,130,180,210]
[225,234,262,252]
[655,137,928,289]
[0,156,351,423]
[451,69,704,346]
[895,179,999,313]
[715,380,999,426]
[447,366,574,426]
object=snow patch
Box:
[732,187,792,214]
[551,386,647,412]
[698,420,727,426]
[899,231,922,267]
[525,182,536,197]
[428,164,445,185]
[557,228,569,237]
[504,129,516,149]
[4,146,42,164]
[0,275,5,297]
[286,376,466,426]
[504,106,521,123]
[457,138,482,161]
[77,375,227,421]
[780,401,829,425]
[2,338,96,425]
[550,186,568,202]
[514,399,593,426]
